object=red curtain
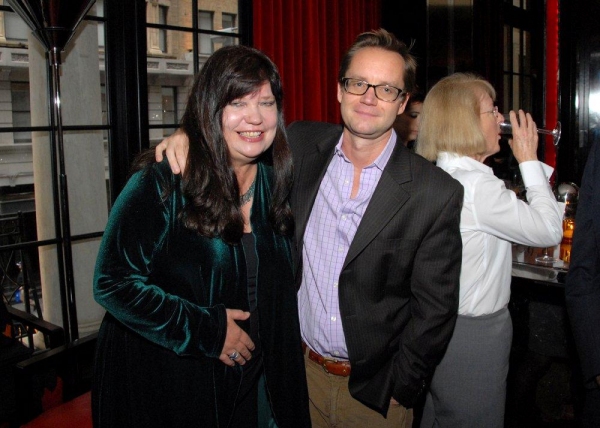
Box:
[253,0,381,125]
[545,0,559,171]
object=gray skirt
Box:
[421,307,512,428]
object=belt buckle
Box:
[322,360,332,374]
[322,358,349,376]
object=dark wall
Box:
[381,0,427,91]
[381,0,596,186]
[557,0,600,185]
[381,1,507,93]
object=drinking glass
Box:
[535,247,557,265]
[499,115,562,147]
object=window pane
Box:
[89,1,106,48]
[147,30,194,145]
[147,2,171,55]
[4,11,29,42]
[0,47,31,146]
[0,193,39,309]
[198,34,239,58]
[503,75,511,112]
[512,28,521,74]
[1,0,250,340]
[145,3,243,161]
[159,6,168,52]
[10,82,31,144]
[522,76,532,114]
[222,13,237,32]
[199,11,214,55]
[523,30,531,75]
[162,87,177,132]
[513,75,521,108]
[503,25,510,72]
[62,23,104,128]
[88,0,105,17]
[0,130,37,188]
[101,84,108,143]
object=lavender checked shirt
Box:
[298,132,397,360]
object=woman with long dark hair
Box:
[92,45,310,427]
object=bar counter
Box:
[511,244,569,286]
[506,245,582,425]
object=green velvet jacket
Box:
[92,160,310,427]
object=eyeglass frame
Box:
[340,77,406,102]
[481,106,499,119]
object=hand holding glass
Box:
[499,114,561,147]
[499,111,561,264]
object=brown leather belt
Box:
[302,342,351,377]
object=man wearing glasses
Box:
[155,29,463,427]
[287,29,462,427]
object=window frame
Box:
[0,0,251,344]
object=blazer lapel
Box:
[293,137,339,247]
[343,144,413,269]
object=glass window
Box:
[162,87,177,136]
[96,0,105,48]
[101,84,108,142]
[159,5,168,53]
[0,0,248,346]
[509,0,528,9]
[10,82,31,144]
[502,12,535,113]
[0,7,110,343]
[512,28,521,74]
[148,2,242,143]
[147,2,170,55]
[199,11,214,55]
[4,11,29,42]
[222,13,236,31]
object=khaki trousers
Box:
[304,350,413,428]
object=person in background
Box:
[565,138,600,428]
[156,29,463,428]
[92,45,310,428]
[416,72,563,428]
[393,91,424,150]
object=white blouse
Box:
[436,152,563,316]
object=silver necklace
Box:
[240,176,256,205]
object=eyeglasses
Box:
[481,106,499,119]
[340,77,405,102]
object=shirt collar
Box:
[334,130,397,171]
[436,151,494,175]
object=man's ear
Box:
[397,94,410,115]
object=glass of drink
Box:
[499,115,562,147]
[535,246,557,265]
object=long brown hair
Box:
[130,46,293,243]
[180,45,293,243]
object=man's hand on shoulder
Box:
[154,129,190,175]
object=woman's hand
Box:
[219,308,255,367]
[508,109,539,164]
[154,129,190,174]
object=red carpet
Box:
[22,391,91,428]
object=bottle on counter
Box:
[555,183,579,265]
[560,216,575,263]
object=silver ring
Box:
[229,351,239,360]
